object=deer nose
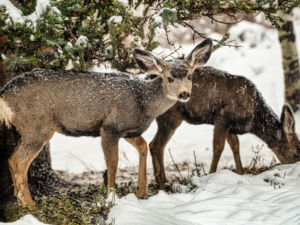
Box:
[179,92,190,100]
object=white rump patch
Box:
[0,98,13,128]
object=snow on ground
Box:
[50,19,300,176]
[4,164,300,225]
[0,215,48,225]
[108,163,300,225]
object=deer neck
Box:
[253,103,282,149]
[130,76,177,118]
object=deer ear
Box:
[185,38,212,72]
[281,104,295,135]
[133,49,165,75]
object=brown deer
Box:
[149,66,300,188]
[0,39,212,205]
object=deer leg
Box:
[101,131,119,197]
[8,133,53,205]
[149,116,182,189]
[209,123,230,174]
[227,132,244,175]
[125,136,148,198]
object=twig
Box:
[0,184,14,199]
[193,151,200,177]
[120,148,134,167]
[66,151,91,171]
[183,21,207,39]
[163,45,182,60]
[248,158,254,169]
[271,177,276,186]
[201,163,206,175]
[168,148,184,182]
[252,157,257,171]
[207,15,245,25]
[183,21,242,49]
[163,25,173,46]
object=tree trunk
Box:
[278,1,300,112]
[0,33,69,222]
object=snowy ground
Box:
[50,18,300,177]
[0,215,47,225]
[5,163,300,225]
[108,163,300,225]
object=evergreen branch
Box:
[2,0,299,73]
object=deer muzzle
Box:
[179,92,190,101]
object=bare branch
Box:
[183,21,242,50]
[193,151,201,177]
[201,163,206,175]
[183,21,207,39]
[163,45,182,59]
[206,15,246,25]
[168,148,185,182]
[163,25,173,46]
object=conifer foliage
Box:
[1,0,300,73]
[0,0,158,72]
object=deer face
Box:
[133,39,212,102]
[274,104,300,164]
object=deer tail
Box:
[0,97,13,128]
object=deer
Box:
[149,66,300,189]
[0,39,212,205]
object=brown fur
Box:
[0,39,213,205]
[149,66,300,188]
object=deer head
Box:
[133,38,212,102]
[274,104,300,164]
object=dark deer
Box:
[0,39,212,205]
[149,66,300,188]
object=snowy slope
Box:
[50,19,300,176]
[108,163,300,225]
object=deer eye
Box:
[168,77,174,83]
[187,75,192,80]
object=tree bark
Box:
[278,1,300,112]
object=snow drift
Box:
[108,163,300,225]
